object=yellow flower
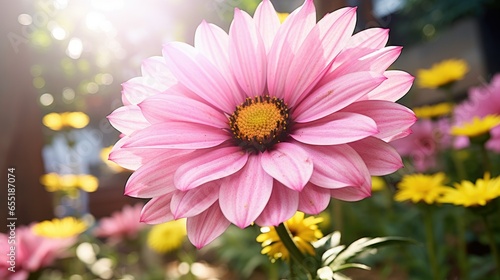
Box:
[450,115,500,138]
[413,102,453,119]
[439,173,500,207]
[42,112,89,131]
[33,217,87,238]
[40,173,99,193]
[100,146,127,172]
[147,219,187,253]
[42,113,64,131]
[417,59,468,89]
[371,176,386,192]
[395,173,449,204]
[78,174,99,192]
[256,212,323,262]
[64,112,90,129]
[277,12,289,23]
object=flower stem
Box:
[423,206,440,280]
[479,144,492,174]
[455,209,469,280]
[275,223,315,279]
[481,215,500,279]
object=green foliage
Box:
[315,231,416,280]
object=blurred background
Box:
[0,0,499,278]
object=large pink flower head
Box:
[454,74,500,151]
[108,0,415,248]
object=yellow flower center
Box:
[230,96,289,152]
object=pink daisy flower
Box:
[108,0,415,248]
[93,203,146,242]
[0,226,77,280]
[454,74,500,151]
[391,119,452,172]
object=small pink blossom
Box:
[454,74,500,150]
[391,119,452,172]
[108,0,415,248]
[0,225,77,280]
[93,203,146,242]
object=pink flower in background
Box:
[391,119,452,172]
[0,226,77,280]
[94,203,146,242]
[108,0,415,248]
[454,74,500,150]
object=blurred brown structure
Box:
[0,2,53,226]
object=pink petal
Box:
[122,122,229,149]
[300,144,371,192]
[340,100,416,142]
[260,142,313,191]
[107,105,150,136]
[229,9,266,97]
[330,186,371,202]
[347,28,389,49]
[253,0,280,52]
[109,136,181,171]
[348,137,403,176]
[187,202,231,249]
[162,42,236,113]
[267,0,316,99]
[285,7,357,107]
[298,183,331,215]
[219,155,273,228]
[121,77,163,105]
[293,72,386,123]
[291,112,378,145]
[331,46,402,77]
[174,146,249,191]
[170,182,220,219]
[366,70,415,102]
[124,151,193,198]
[140,56,177,86]
[139,94,228,128]
[140,193,175,224]
[255,181,299,226]
[194,21,246,103]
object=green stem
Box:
[482,215,500,279]
[455,209,469,280]
[275,223,315,279]
[479,144,492,174]
[332,200,343,233]
[423,207,440,280]
[450,150,467,181]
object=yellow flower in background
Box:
[33,217,87,238]
[100,146,127,173]
[64,112,90,128]
[42,113,64,130]
[78,174,99,192]
[371,176,387,192]
[450,115,500,138]
[439,173,500,207]
[417,59,468,89]
[413,102,453,119]
[276,12,289,23]
[147,219,187,253]
[40,173,99,192]
[395,173,449,204]
[42,112,90,131]
[256,212,323,262]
